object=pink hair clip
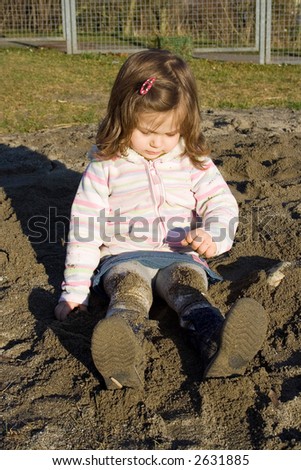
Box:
[139,77,156,95]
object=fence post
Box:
[255,0,261,51]
[62,0,78,54]
[62,0,66,39]
[259,0,267,64]
[265,0,272,64]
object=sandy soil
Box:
[1,109,300,450]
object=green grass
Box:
[0,47,300,134]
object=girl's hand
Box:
[181,228,217,258]
[54,301,88,321]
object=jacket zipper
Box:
[147,161,167,246]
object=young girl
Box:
[55,50,268,389]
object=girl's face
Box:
[130,111,181,160]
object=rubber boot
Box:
[91,270,153,390]
[204,298,268,378]
[156,264,268,379]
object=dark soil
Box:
[1,108,300,450]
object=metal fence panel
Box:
[71,0,259,54]
[268,0,301,63]
[0,0,64,40]
[0,1,300,64]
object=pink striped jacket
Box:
[60,142,239,304]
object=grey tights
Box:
[103,260,213,324]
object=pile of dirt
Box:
[1,108,300,450]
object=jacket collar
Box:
[87,139,186,164]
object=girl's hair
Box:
[96,49,209,168]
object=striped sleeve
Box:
[59,161,109,304]
[191,158,239,256]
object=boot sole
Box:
[204,298,268,378]
[91,316,145,389]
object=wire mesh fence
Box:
[72,0,259,53]
[0,1,300,64]
[0,0,64,39]
[268,0,301,63]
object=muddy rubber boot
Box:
[91,269,153,390]
[204,298,268,378]
[91,313,147,390]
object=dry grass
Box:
[0,47,300,133]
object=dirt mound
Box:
[1,109,300,450]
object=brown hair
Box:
[96,49,209,168]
